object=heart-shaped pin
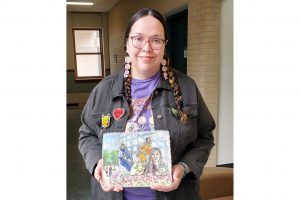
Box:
[112,108,125,120]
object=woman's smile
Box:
[138,55,155,62]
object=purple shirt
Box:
[123,71,160,200]
[124,71,160,133]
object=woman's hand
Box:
[151,163,184,192]
[94,159,123,192]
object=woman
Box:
[146,147,168,176]
[79,8,215,200]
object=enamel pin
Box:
[112,108,125,120]
[170,107,180,119]
[102,113,111,128]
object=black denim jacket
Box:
[78,69,215,200]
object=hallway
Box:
[67,108,91,200]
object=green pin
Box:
[171,107,179,119]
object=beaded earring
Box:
[124,55,131,78]
[161,58,168,80]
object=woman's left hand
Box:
[151,163,184,192]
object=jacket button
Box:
[157,114,162,119]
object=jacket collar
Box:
[111,69,173,99]
[157,73,173,91]
[111,69,125,99]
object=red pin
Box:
[112,108,125,120]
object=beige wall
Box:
[66,12,110,73]
[108,0,221,166]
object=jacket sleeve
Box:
[78,88,102,175]
[180,86,215,179]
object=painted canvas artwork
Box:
[102,130,172,187]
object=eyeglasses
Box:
[129,36,166,50]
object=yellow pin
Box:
[102,113,111,128]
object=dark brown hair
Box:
[123,8,188,123]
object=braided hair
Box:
[164,57,189,123]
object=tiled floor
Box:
[67,108,91,200]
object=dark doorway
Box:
[166,9,188,74]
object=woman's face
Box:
[126,15,166,79]
[152,150,161,162]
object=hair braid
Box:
[164,58,189,123]
[123,64,133,119]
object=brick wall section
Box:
[108,0,220,166]
[188,0,220,166]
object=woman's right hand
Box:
[94,159,123,192]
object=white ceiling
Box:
[67,0,120,12]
